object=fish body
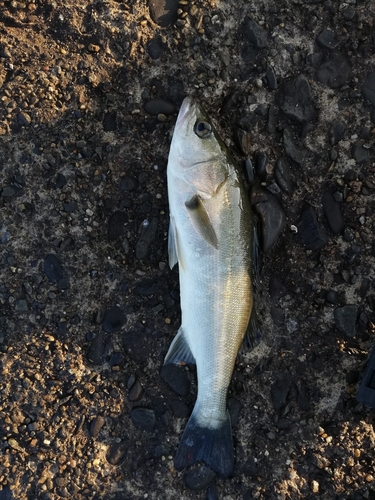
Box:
[166,97,256,477]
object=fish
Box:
[165,96,259,477]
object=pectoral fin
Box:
[185,195,218,249]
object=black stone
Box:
[242,455,258,477]
[206,483,219,500]
[334,305,358,337]
[130,407,156,432]
[43,254,63,284]
[269,276,287,302]
[120,176,138,192]
[144,99,175,116]
[136,217,159,260]
[148,0,178,27]
[250,184,286,252]
[265,64,277,89]
[87,331,106,364]
[271,377,290,411]
[55,173,67,189]
[351,143,370,164]
[275,157,292,193]
[128,380,144,402]
[103,111,117,132]
[106,440,128,465]
[17,112,31,126]
[361,71,375,106]
[270,306,285,327]
[316,28,342,50]
[63,202,77,213]
[147,36,165,59]
[325,290,338,305]
[243,19,268,49]
[295,203,328,250]
[316,55,352,89]
[276,74,317,124]
[108,211,128,241]
[109,352,124,366]
[102,306,126,333]
[89,416,106,438]
[283,128,306,165]
[329,121,346,145]
[322,191,344,234]
[160,363,190,396]
[255,151,267,177]
[169,399,190,418]
[184,465,216,491]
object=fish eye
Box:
[194,121,212,139]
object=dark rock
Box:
[275,157,292,193]
[160,363,190,396]
[255,152,267,177]
[271,306,285,327]
[316,55,352,88]
[102,306,126,333]
[184,465,216,491]
[325,290,338,305]
[316,28,341,49]
[307,52,323,67]
[276,75,317,124]
[351,143,370,164]
[277,417,291,430]
[329,121,346,145]
[134,276,165,296]
[269,276,287,302]
[169,399,190,418]
[296,380,310,411]
[206,483,219,500]
[63,202,77,213]
[295,203,328,250]
[87,331,106,364]
[271,377,290,411]
[243,19,268,49]
[17,112,31,126]
[1,186,17,197]
[144,99,175,116]
[342,8,356,21]
[128,380,144,402]
[147,36,166,59]
[322,191,344,234]
[58,276,70,290]
[108,211,128,241]
[89,416,106,438]
[265,64,277,89]
[283,128,306,164]
[130,407,156,432]
[55,173,67,189]
[103,111,117,132]
[250,184,286,252]
[235,128,252,156]
[106,440,128,465]
[44,254,63,283]
[109,352,124,366]
[361,71,375,106]
[334,305,358,337]
[120,176,138,192]
[148,0,178,27]
[242,455,258,477]
[136,217,159,260]
[15,299,28,312]
[244,158,255,184]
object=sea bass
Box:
[165,97,258,477]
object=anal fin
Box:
[164,327,195,365]
[244,306,261,349]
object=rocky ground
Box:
[1,0,375,498]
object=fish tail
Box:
[174,409,234,477]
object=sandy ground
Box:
[1,0,375,498]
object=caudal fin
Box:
[174,410,234,478]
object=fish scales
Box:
[165,97,257,477]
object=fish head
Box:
[168,97,230,197]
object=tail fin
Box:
[174,410,234,478]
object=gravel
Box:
[1,0,375,498]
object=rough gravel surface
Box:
[1,0,375,499]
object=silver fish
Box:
[165,97,258,477]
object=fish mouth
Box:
[176,96,195,128]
